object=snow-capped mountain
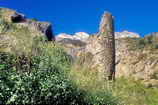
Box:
[56,31,140,42]
[115,31,140,39]
[56,32,89,42]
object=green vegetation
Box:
[0,33,119,105]
[70,65,120,105]
[0,19,43,54]
[0,41,86,105]
[31,18,38,21]
[1,9,158,104]
[127,35,158,51]
[70,64,158,105]
[114,78,158,105]
[0,17,120,104]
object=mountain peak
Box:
[115,31,140,39]
[56,32,89,41]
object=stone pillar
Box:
[99,12,115,80]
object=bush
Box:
[0,45,85,105]
[0,67,85,105]
[0,36,120,105]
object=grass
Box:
[0,43,87,105]
[69,64,158,105]
[69,64,121,105]
[1,9,158,104]
[0,18,46,55]
[113,78,158,105]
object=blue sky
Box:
[0,0,158,36]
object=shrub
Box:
[0,45,86,105]
[0,67,85,105]
[130,35,158,50]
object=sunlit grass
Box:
[69,64,121,105]
[69,64,158,105]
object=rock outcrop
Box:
[0,8,55,54]
[0,8,55,41]
[24,20,55,41]
[56,12,158,87]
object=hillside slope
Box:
[0,8,55,54]
[56,30,158,87]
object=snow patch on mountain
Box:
[56,32,89,42]
[115,30,140,39]
[56,31,140,42]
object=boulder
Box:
[31,21,55,41]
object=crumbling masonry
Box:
[99,12,115,80]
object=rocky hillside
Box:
[0,8,55,54]
[56,20,158,87]
[1,7,158,87]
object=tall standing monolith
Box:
[99,12,115,81]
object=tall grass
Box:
[0,43,88,104]
[69,64,121,105]
[113,78,158,105]
[70,63,158,105]
[0,35,120,104]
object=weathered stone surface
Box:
[98,12,115,80]
[54,11,158,85]
[0,7,56,55]
[0,7,55,41]
[26,20,55,41]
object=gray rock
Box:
[32,21,55,41]
[98,12,115,80]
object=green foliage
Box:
[113,78,158,105]
[70,61,158,105]
[85,90,119,105]
[70,65,120,105]
[31,18,38,21]
[0,67,85,104]
[0,44,120,105]
[0,44,86,105]
[129,35,158,50]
